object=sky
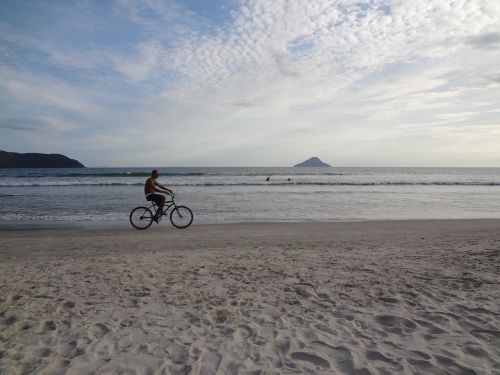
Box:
[1,0,500,167]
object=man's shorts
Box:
[146,193,165,205]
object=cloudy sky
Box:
[1,0,500,167]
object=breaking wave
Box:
[4,172,347,178]
[1,181,500,187]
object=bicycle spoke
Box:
[130,206,153,230]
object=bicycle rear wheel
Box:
[130,206,153,230]
[170,206,193,229]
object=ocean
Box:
[1,167,500,228]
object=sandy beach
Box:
[1,220,499,374]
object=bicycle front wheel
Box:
[130,206,153,230]
[170,206,193,229]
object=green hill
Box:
[0,150,85,168]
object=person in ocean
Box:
[266,176,270,182]
[144,169,173,222]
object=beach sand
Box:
[1,220,499,374]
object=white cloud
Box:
[108,41,164,80]
[436,112,477,122]
[2,0,500,166]
[2,74,104,117]
[141,0,496,114]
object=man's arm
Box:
[154,181,172,194]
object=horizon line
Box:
[84,165,500,169]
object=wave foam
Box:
[1,181,500,187]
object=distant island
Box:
[0,150,85,168]
[294,157,331,167]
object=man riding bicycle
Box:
[145,169,173,222]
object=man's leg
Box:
[153,195,165,222]
[152,195,161,221]
[159,195,166,215]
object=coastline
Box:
[2,216,500,232]
[1,220,499,373]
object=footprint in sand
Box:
[310,341,356,373]
[470,329,500,339]
[15,321,31,332]
[375,315,417,335]
[433,354,478,375]
[462,343,489,358]
[407,357,433,369]
[56,301,76,316]
[88,323,109,339]
[56,340,79,358]
[366,350,395,364]
[38,320,57,333]
[166,343,189,364]
[414,319,447,335]
[34,347,51,357]
[378,296,399,304]
[4,315,17,326]
[422,313,450,325]
[58,300,76,310]
[192,351,222,375]
[410,350,431,360]
[233,324,253,340]
[201,309,229,327]
[269,335,291,360]
[290,351,330,369]
[10,294,22,302]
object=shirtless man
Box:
[144,169,173,222]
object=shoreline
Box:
[2,216,500,232]
[1,219,499,373]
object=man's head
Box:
[151,169,159,178]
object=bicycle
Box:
[129,193,193,230]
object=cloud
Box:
[0,117,77,132]
[435,111,477,122]
[107,41,164,80]
[3,77,104,117]
[481,72,500,86]
[113,0,203,38]
[227,101,260,108]
[0,118,47,132]
[467,32,500,49]
[272,52,301,78]
[1,0,500,166]
[155,0,500,107]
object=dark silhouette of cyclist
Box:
[145,169,172,222]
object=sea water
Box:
[1,167,500,227]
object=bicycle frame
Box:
[147,196,177,217]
